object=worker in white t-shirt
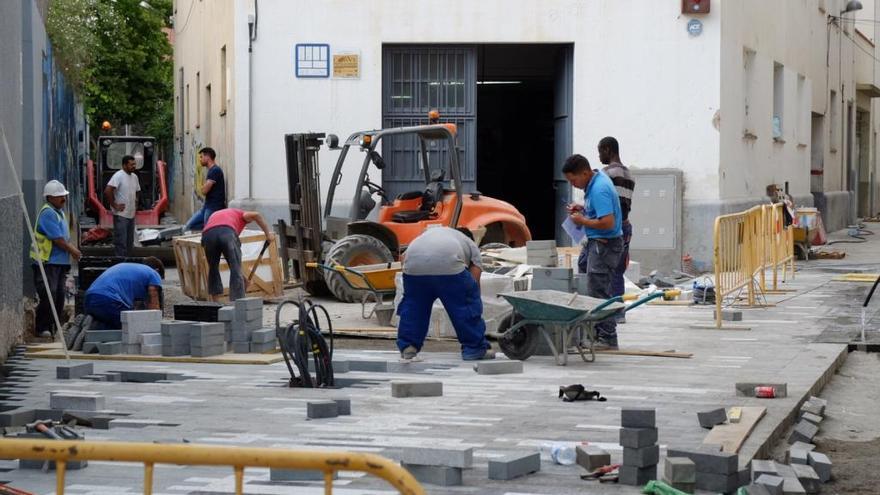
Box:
[104,154,141,257]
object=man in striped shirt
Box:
[598,137,635,317]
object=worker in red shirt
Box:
[201,208,273,301]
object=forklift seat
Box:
[391,169,446,223]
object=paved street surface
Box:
[2,225,879,494]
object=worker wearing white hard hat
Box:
[30,179,81,338]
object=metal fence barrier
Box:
[713,203,795,327]
[0,438,426,495]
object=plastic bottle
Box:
[541,442,576,465]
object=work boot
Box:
[399,346,423,363]
[593,339,619,351]
[463,349,496,361]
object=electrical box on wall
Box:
[682,0,710,14]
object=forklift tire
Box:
[496,313,540,361]
[324,234,394,302]
[303,279,332,298]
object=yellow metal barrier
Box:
[0,438,426,495]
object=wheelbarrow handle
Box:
[306,261,348,273]
[620,289,682,313]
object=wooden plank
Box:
[567,348,693,359]
[702,406,766,453]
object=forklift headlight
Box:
[359,135,372,148]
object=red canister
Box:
[754,386,776,398]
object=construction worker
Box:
[201,208,273,301]
[564,154,623,350]
[84,258,165,329]
[396,226,494,362]
[104,154,141,256]
[598,136,635,323]
[185,147,226,231]
[31,180,81,338]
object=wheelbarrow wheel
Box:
[496,313,540,361]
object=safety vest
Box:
[30,204,64,262]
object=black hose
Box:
[864,275,880,308]
[275,298,335,388]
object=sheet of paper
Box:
[562,217,585,244]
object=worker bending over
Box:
[200,208,273,301]
[396,226,494,362]
[84,258,165,329]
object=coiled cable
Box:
[275,298,334,388]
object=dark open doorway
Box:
[476,44,567,241]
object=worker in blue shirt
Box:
[563,154,623,350]
[185,147,226,231]
[84,259,165,329]
[31,180,81,338]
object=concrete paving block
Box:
[109,418,166,428]
[347,359,388,372]
[698,407,728,428]
[576,444,611,471]
[800,401,824,417]
[161,320,192,336]
[806,451,831,482]
[791,464,821,493]
[120,309,162,323]
[269,468,337,481]
[97,341,122,355]
[161,344,190,357]
[231,329,253,342]
[668,481,696,493]
[473,360,523,375]
[139,332,162,346]
[217,306,235,321]
[331,399,351,415]
[401,446,473,468]
[787,448,809,465]
[667,447,738,475]
[776,464,807,494]
[33,409,65,422]
[664,456,696,483]
[234,296,263,310]
[84,330,123,343]
[530,277,572,291]
[799,411,823,426]
[56,363,94,380]
[49,392,105,411]
[788,421,819,444]
[250,341,276,353]
[391,381,442,398]
[619,464,657,486]
[140,343,162,356]
[621,408,656,428]
[789,442,816,452]
[81,342,99,354]
[807,396,827,409]
[695,470,744,493]
[191,345,226,357]
[752,459,781,480]
[755,474,785,495]
[735,382,788,398]
[526,240,556,250]
[251,328,275,344]
[124,343,141,355]
[714,309,743,321]
[488,451,540,480]
[232,342,251,354]
[620,427,658,448]
[235,318,262,331]
[623,445,660,468]
[0,408,36,427]
[401,463,462,486]
[532,267,572,280]
[102,372,122,382]
[81,374,108,381]
[306,400,338,419]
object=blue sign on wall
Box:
[295,43,330,78]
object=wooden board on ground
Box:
[649,299,694,306]
[567,348,693,359]
[689,324,752,331]
[702,406,766,453]
[832,273,879,283]
[25,343,283,365]
[328,328,457,342]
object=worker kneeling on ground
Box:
[397,226,494,362]
[84,258,165,329]
[201,208,273,302]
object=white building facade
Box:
[173,0,880,270]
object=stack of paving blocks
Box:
[231,297,263,353]
[161,321,191,356]
[139,332,162,355]
[531,267,573,292]
[400,446,472,486]
[121,310,162,355]
[190,322,226,357]
[250,328,276,353]
[619,408,659,486]
[667,445,742,493]
[82,330,122,354]
[663,456,696,493]
[217,306,235,346]
[526,240,557,266]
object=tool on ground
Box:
[275,298,335,388]
[307,261,400,319]
[246,240,271,285]
[580,463,620,481]
[559,384,606,402]
[27,420,83,441]
[495,289,681,365]
[0,485,36,495]
[754,386,778,398]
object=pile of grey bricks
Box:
[221,297,275,354]
[619,408,660,486]
[745,396,832,494]
[665,445,743,493]
[400,446,472,486]
[526,240,557,266]
[530,266,589,295]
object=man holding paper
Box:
[562,154,623,350]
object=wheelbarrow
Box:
[306,261,401,324]
[496,289,680,365]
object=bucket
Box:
[374,304,395,327]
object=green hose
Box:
[641,480,691,495]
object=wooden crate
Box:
[173,230,284,301]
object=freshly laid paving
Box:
[2,228,878,494]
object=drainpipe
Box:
[247,1,258,199]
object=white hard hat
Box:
[43,180,69,197]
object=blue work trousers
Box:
[577,237,624,345]
[84,292,130,329]
[396,270,490,359]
